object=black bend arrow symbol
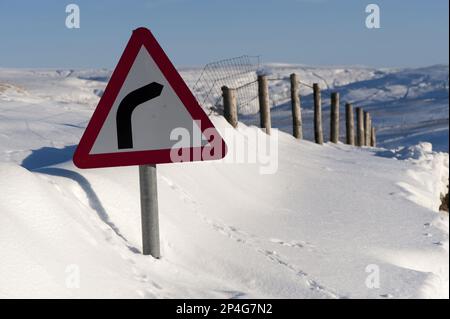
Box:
[116,82,164,149]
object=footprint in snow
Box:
[270,238,304,248]
[306,279,340,298]
[136,288,158,298]
[132,269,163,290]
[161,176,194,202]
[218,290,247,299]
[270,238,314,250]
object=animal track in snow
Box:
[161,175,343,299]
[269,238,315,251]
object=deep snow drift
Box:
[0,66,448,298]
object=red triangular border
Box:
[73,28,227,169]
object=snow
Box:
[235,64,449,153]
[0,65,448,298]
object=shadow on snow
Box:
[21,145,141,254]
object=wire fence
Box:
[218,69,378,147]
[265,77,316,109]
[191,55,322,117]
[192,55,261,115]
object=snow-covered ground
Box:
[0,65,448,298]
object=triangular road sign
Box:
[73,27,227,169]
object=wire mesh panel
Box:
[192,55,260,115]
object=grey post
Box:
[290,73,302,139]
[258,75,271,135]
[371,127,376,147]
[345,103,355,145]
[330,92,340,143]
[222,86,238,128]
[139,164,160,258]
[313,83,323,144]
[364,111,371,146]
[356,107,364,147]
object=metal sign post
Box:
[139,164,160,258]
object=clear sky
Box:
[0,0,448,69]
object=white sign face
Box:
[90,47,206,155]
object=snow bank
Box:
[376,142,449,212]
[0,117,448,298]
[0,66,448,298]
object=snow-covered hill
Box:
[0,65,448,298]
[236,64,449,153]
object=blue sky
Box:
[0,0,448,68]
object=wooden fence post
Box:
[258,75,271,135]
[290,73,302,139]
[345,103,355,145]
[313,83,323,144]
[364,111,371,146]
[371,127,376,147]
[222,86,238,128]
[330,92,339,143]
[356,107,364,147]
